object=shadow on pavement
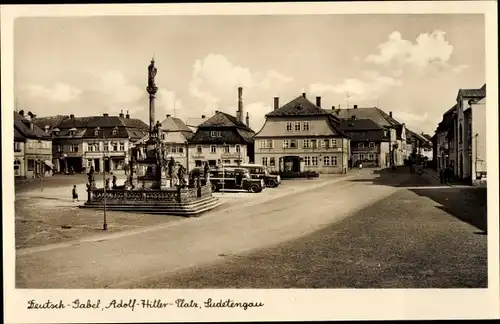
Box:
[348,166,439,188]
[410,187,487,232]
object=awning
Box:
[44,160,53,168]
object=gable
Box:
[266,95,328,117]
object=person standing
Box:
[72,185,79,202]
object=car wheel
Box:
[268,180,277,188]
[211,184,218,192]
[249,185,260,193]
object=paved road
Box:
[17,168,390,288]
[16,167,486,288]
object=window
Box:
[14,159,21,176]
[262,157,268,166]
[112,128,118,136]
[224,145,230,153]
[369,142,375,148]
[384,130,388,137]
[359,153,365,160]
[235,145,240,153]
[320,140,326,149]
[304,156,311,166]
[311,139,317,149]
[70,145,78,152]
[290,140,297,148]
[330,139,338,148]
[171,146,177,153]
[260,140,273,149]
[28,141,33,149]
[368,154,374,160]
[210,145,217,153]
[161,134,166,140]
[178,147,184,154]
[94,128,99,136]
[459,123,463,144]
[113,142,118,151]
[222,159,231,164]
[195,160,202,167]
[303,139,310,148]
[283,140,290,149]
[294,122,301,131]
[358,143,364,148]
[119,142,125,151]
[312,156,318,166]
[103,142,109,152]
[303,121,310,131]
[210,131,221,137]
[27,159,34,171]
[286,122,292,132]
[332,156,338,166]
[324,156,331,166]
[14,142,21,152]
[270,157,276,167]
[197,145,202,154]
[56,144,62,152]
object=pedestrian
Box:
[72,185,79,202]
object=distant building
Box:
[255,93,350,174]
[33,110,148,173]
[330,106,407,166]
[339,119,389,167]
[133,114,194,170]
[406,129,433,161]
[435,105,456,171]
[14,111,53,178]
[187,87,255,169]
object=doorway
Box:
[283,156,300,172]
[94,159,100,173]
[104,159,110,172]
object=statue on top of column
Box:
[148,58,157,88]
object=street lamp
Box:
[96,126,108,231]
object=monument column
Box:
[147,58,158,133]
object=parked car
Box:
[219,163,281,187]
[208,168,265,193]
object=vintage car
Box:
[208,167,265,193]
[219,163,281,188]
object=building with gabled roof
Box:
[339,118,391,167]
[14,111,53,178]
[32,110,148,174]
[187,87,255,169]
[255,93,350,174]
[328,105,407,166]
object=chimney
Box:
[166,114,171,118]
[302,93,306,98]
[274,97,279,110]
[389,111,393,118]
[215,110,219,114]
[332,105,335,110]
[44,125,50,132]
[201,114,206,119]
[19,110,24,117]
[316,96,321,108]
[70,114,75,119]
[103,113,109,117]
[119,109,124,118]
[246,112,250,128]
[353,105,358,109]
[126,110,130,119]
[30,122,34,130]
[237,87,243,123]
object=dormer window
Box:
[69,128,77,136]
[112,127,118,136]
[94,128,100,136]
[210,131,221,138]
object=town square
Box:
[9,11,491,292]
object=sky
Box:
[14,14,485,134]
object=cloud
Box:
[24,83,82,102]
[366,30,461,71]
[244,102,273,132]
[90,70,144,106]
[156,89,185,120]
[451,64,469,74]
[309,70,402,101]
[189,54,293,109]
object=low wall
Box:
[88,184,212,205]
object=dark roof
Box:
[14,112,52,140]
[14,128,25,141]
[266,95,332,117]
[32,115,149,140]
[330,107,400,127]
[188,128,254,144]
[339,119,383,131]
[457,83,486,99]
[198,111,254,132]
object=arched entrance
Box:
[282,156,300,172]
